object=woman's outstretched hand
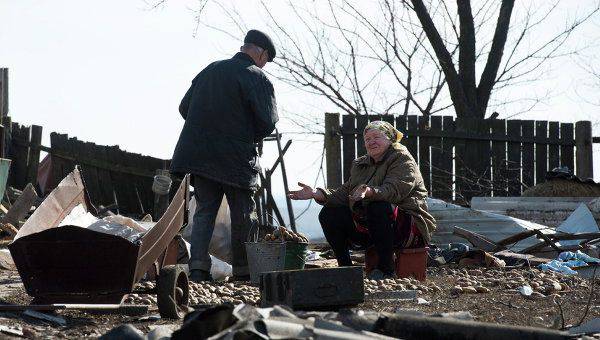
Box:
[349,184,373,202]
[288,182,315,200]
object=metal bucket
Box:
[245,241,307,284]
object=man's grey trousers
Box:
[188,175,257,277]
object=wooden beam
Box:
[452,226,500,252]
[495,230,537,247]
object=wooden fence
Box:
[1,120,173,217]
[324,113,595,204]
[49,132,173,216]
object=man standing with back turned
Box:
[171,30,278,282]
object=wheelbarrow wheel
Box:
[157,264,189,319]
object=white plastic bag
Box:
[210,254,232,281]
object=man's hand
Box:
[288,182,316,200]
[349,184,373,202]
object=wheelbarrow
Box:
[9,167,192,318]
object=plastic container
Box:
[0,158,11,200]
[152,174,172,195]
[245,241,308,284]
[365,246,429,281]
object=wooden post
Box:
[0,68,8,118]
[153,169,171,220]
[324,112,342,188]
[575,120,593,179]
[26,125,43,187]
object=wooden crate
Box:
[259,266,364,309]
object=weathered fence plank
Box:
[439,116,454,200]
[406,116,418,163]
[430,116,443,199]
[25,125,42,188]
[0,69,8,119]
[560,123,574,171]
[324,113,342,188]
[535,121,548,184]
[575,120,593,179]
[521,121,535,189]
[356,115,368,156]
[548,122,560,170]
[491,119,507,197]
[506,120,521,196]
[418,116,431,193]
[342,115,355,182]
[9,123,30,190]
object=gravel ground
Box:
[0,264,598,338]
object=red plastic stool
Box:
[365,246,429,281]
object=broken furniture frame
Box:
[453,226,600,259]
[256,133,296,232]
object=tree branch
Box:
[476,0,515,118]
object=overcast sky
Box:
[1,0,599,237]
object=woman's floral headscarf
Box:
[364,120,404,144]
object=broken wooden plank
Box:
[1,183,37,226]
[452,226,500,252]
[535,231,562,252]
[550,232,600,241]
[494,250,551,266]
[495,230,538,247]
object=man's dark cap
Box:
[244,29,276,62]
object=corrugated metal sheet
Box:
[428,198,554,252]
[471,197,600,228]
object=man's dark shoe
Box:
[231,275,251,282]
[189,269,213,283]
[367,269,396,281]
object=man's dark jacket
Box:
[170,52,278,190]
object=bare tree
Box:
[155,0,599,119]
[408,0,600,118]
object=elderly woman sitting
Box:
[289,121,436,279]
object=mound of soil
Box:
[522,178,600,197]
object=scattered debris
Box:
[556,204,600,246]
[434,311,475,321]
[0,325,24,337]
[23,310,67,326]
[99,324,144,340]
[0,248,15,270]
[540,251,600,275]
[415,297,430,305]
[569,318,600,335]
[518,285,533,297]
